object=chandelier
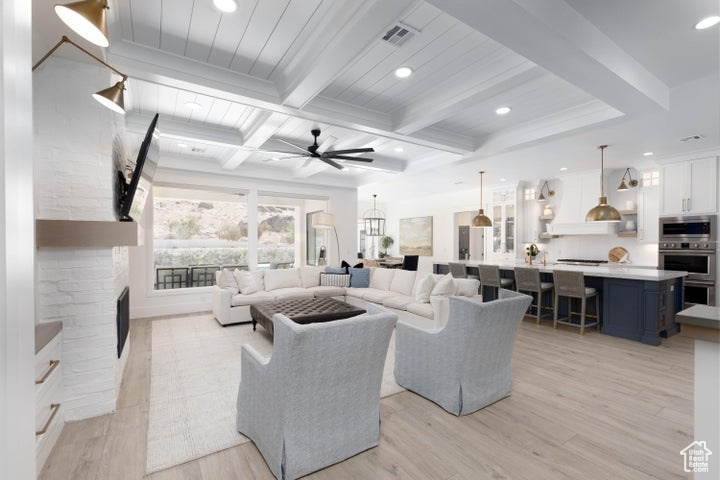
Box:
[363,194,386,236]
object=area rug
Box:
[146,314,404,474]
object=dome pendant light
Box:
[586,145,621,222]
[472,171,492,227]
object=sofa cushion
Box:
[389,270,416,296]
[319,273,351,287]
[307,286,346,298]
[264,268,302,291]
[271,287,314,301]
[430,273,455,297]
[369,268,394,290]
[455,278,480,297]
[414,274,436,303]
[230,291,274,307]
[364,289,399,304]
[217,268,239,293]
[348,267,370,288]
[299,266,324,288]
[406,302,434,319]
[382,295,416,310]
[345,287,384,299]
[234,270,264,295]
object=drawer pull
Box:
[35,360,60,385]
[36,403,60,436]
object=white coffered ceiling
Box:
[32,0,719,197]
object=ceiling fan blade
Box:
[302,158,313,168]
[327,155,374,162]
[262,150,310,155]
[322,148,374,156]
[320,158,344,170]
[276,139,310,153]
[273,155,308,160]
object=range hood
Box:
[549,222,618,236]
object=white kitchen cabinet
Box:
[637,183,660,242]
[660,157,717,215]
[489,187,517,260]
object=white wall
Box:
[129,168,357,319]
[0,0,36,477]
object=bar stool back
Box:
[514,267,554,324]
[552,270,600,334]
[448,262,468,278]
[478,265,514,300]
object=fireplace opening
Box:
[117,286,129,358]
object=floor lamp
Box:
[312,212,339,265]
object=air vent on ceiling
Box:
[381,23,418,47]
[680,134,704,142]
[191,147,206,153]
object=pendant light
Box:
[55,0,110,48]
[363,194,386,236]
[585,145,621,222]
[471,171,492,227]
[617,168,638,191]
[537,180,555,202]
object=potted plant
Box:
[379,235,394,258]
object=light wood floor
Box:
[39,315,694,480]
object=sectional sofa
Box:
[212,266,480,326]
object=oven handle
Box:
[684,280,716,287]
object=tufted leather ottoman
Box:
[250,297,367,336]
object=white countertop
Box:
[438,260,687,282]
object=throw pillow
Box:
[353,262,364,268]
[299,266,324,288]
[415,274,436,303]
[430,273,455,297]
[326,266,347,275]
[234,269,264,295]
[217,268,239,294]
[369,267,395,290]
[264,268,302,291]
[348,267,370,288]
[389,269,416,296]
[319,272,351,287]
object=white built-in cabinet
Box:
[489,187,517,260]
[660,157,717,215]
[637,182,660,242]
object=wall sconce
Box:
[537,181,555,202]
[617,168,638,191]
[55,0,110,47]
[32,36,127,114]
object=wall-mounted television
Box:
[117,113,159,222]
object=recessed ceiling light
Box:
[695,16,720,29]
[394,147,404,152]
[643,151,654,156]
[560,167,568,171]
[213,0,238,13]
[454,181,463,185]
[499,178,506,182]
[495,106,511,115]
[185,101,202,110]
[178,143,188,148]
[395,66,413,78]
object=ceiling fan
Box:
[269,129,374,170]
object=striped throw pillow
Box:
[319,273,351,287]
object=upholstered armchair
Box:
[394,289,531,416]
[236,305,397,480]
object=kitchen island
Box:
[434,261,686,345]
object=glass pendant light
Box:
[586,145,621,222]
[471,171,492,227]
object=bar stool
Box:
[478,265,514,300]
[552,270,600,335]
[514,267,554,324]
[465,265,481,280]
[448,262,468,278]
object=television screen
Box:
[119,113,159,222]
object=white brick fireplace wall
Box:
[34,57,129,421]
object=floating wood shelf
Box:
[617,231,638,238]
[538,233,558,239]
[618,210,637,215]
[538,214,554,220]
[36,219,142,248]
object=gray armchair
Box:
[394,290,531,416]
[236,305,397,480]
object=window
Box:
[642,169,660,187]
[257,195,300,269]
[153,187,248,290]
[523,188,536,200]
